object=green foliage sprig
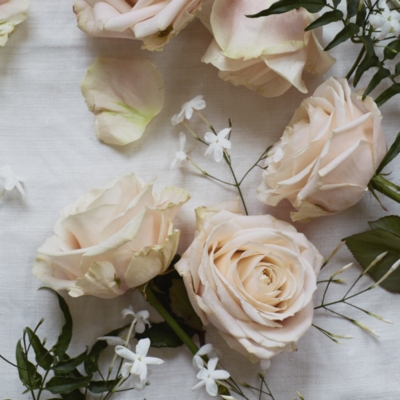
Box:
[248,0,400,106]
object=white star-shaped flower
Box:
[192,344,222,369]
[122,306,150,334]
[204,128,232,162]
[192,357,230,397]
[0,165,24,196]
[115,338,164,390]
[370,1,400,39]
[170,132,192,170]
[171,95,206,125]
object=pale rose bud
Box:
[0,0,29,46]
[175,200,324,362]
[201,0,335,97]
[257,78,387,221]
[33,173,190,298]
[73,0,203,51]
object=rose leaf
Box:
[135,322,184,348]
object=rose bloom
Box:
[175,201,323,362]
[33,173,190,298]
[257,77,387,221]
[0,0,29,46]
[73,0,202,51]
[201,0,335,97]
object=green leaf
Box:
[369,215,400,237]
[135,321,185,347]
[169,278,203,331]
[53,350,87,374]
[346,0,358,18]
[395,61,400,76]
[84,324,130,375]
[376,132,400,174]
[384,39,400,60]
[333,0,341,7]
[16,340,42,390]
[246,0,326,17]
[40,288,72,357]
[45,376,92,394]
[355,3,366,26]
[345,223,400,292]
[61,389,86,400]
[88,379,120,394]
[305,10,343,31]
[24,327,53,370]
[325,23,359,51]
[362,68,391,99]
[375,83,400,107]
[354,54,380,86]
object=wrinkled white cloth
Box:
[0,1,399,399]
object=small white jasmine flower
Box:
[260,359,271,371]
[171,95,206,125]
[204,128,232,162]
[192,357,230,397]
[0,165,24,196]
[115,338,164,390]
[171,132,193,170]
[370,1,400,40]
[97,336,126,346]
[122,306,150,334]
[193,344,222,369]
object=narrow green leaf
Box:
[395,61,400,76]
[354,54,380,86]
[169,278,203,331]
[45,376,92,394]
[25,327,53,370]
[346,0,358,18]
[88,379,120,394]
[384,39,400,60]
[40,288,72,357]
[136,321,184,347]
[16,340,42,390]
[53,350,87,373]
[333,0,341,7]
[84,324,130,375]
[375,83,400,107]
[345,228,400,292]
[362,68,391,99]
[369,216,400,237]
[246,0,326,17]
[325,23,359,51]
[305,10,343,30]
[355,3,366,26]
[376,132,400,174]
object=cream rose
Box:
[33,173,190,299]
[257,77,387,221]
[175,201,323,362]
[201,0,335,97]
[73,0,202,51]
[0,0,29,46]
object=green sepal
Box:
[84,324,130,375]
[305,10,343,31]
[44,375,92,394]
[345,217,400,293]
[375,83,400,107]
[362,68,391,99]
[53,350,87,374]
[40,288,72,357]
[16,340,42,390]
[376,132,400,174]
[24,327,53,370]
[246,0,326,18]
[325,23,359,51]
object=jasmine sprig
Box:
[171,96,271,215]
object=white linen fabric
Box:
[0,1,399,399]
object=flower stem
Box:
[143,284,199,355]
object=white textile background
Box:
[1,1,400,399]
